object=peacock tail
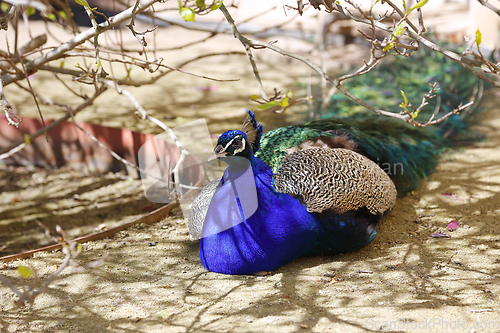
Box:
[257,117,448,195]
[321,39,484,125]
[258,40,489,195]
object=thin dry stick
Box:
[1,0,163,87]
[219,3,268,100]
[0,225,108,307]
[221,2,477,126]
[0,86,107,157]
[100,79,190,199]
[63,51,239,83]
[477,0,500,16]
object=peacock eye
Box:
[232,140,243,149]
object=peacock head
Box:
[209,130,253,163]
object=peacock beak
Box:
[208,145,227,161]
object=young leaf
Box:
[74,0,91,9]
[58,10,68,20]
[407,0,428,14]
[394,22,406,37]
[179,7,196,22]
[256,101,281,110]
[17,266,33,279]
[401,90,408,105]
[210,0,223,11]
[45,13,57,21]
[402,0,407,12]
[1,2,9,13]
[281,96,289,108]
[26,7,36,16]
[476,28,482,47]
[383,42,395,52]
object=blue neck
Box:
[199,154,319,275]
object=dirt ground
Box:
[2,2,500,332]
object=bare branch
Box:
[1,0,163,87]
[100,79,190,199]
[0,86,107,157]
[219,3,268,100]
[477,0,500,16]
[0,225,107,307]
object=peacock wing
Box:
[274,147,397,216]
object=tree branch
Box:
[1,0,163,87]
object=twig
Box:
[127,0,157,47]
[477,0,500,16]
[100,79,189,200]
[0,201,181,263]
[222,1,480,126]
[219,3,268,100]
[0,77,21,127]
[1,0,163,87]
[17,54,48,141]
[0,4,15,30]
[469,309,493,313]
[0,86,107,156]
[0,225,107,307]
[63,51,239,83]
[307,0,500,89]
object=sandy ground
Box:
[2,2,500,332]
[3,105,500,333]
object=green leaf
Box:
[250,95,259,100]
[257,101,281,110]
[210,0,223,11]
[401,90,408,105]
[196,0,206,9]
[45,13,57,21]
[394,22,406,37]
[407,0,428,14]
[402,0,407,12]
[281,96,289,108]
[26,7,36,16]
[1,2,10,13]
[58,10,68,20]
[74,0,90,8]
[383,42,395,52]
[60,60,65,68]
[179,7,196,22]
[476,28,482,47]
[17,266,33,279]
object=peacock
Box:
[189,43,488,275]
